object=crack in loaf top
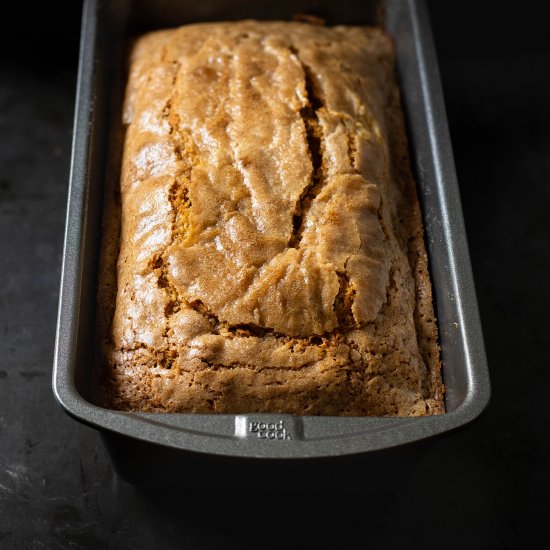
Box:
[117,21,398,342]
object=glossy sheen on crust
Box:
[96,21,445,416]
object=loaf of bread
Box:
[96,20,445,415]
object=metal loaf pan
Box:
[53,0,490,489]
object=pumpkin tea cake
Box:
[95,21,445,416]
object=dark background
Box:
[1,1,548,548]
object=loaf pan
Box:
[53,0,490,488]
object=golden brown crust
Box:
[95,21,444,416]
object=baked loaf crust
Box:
[96,21,445,415]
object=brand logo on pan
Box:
[248,420,292,441]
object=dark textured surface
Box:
[0,1,549,548]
